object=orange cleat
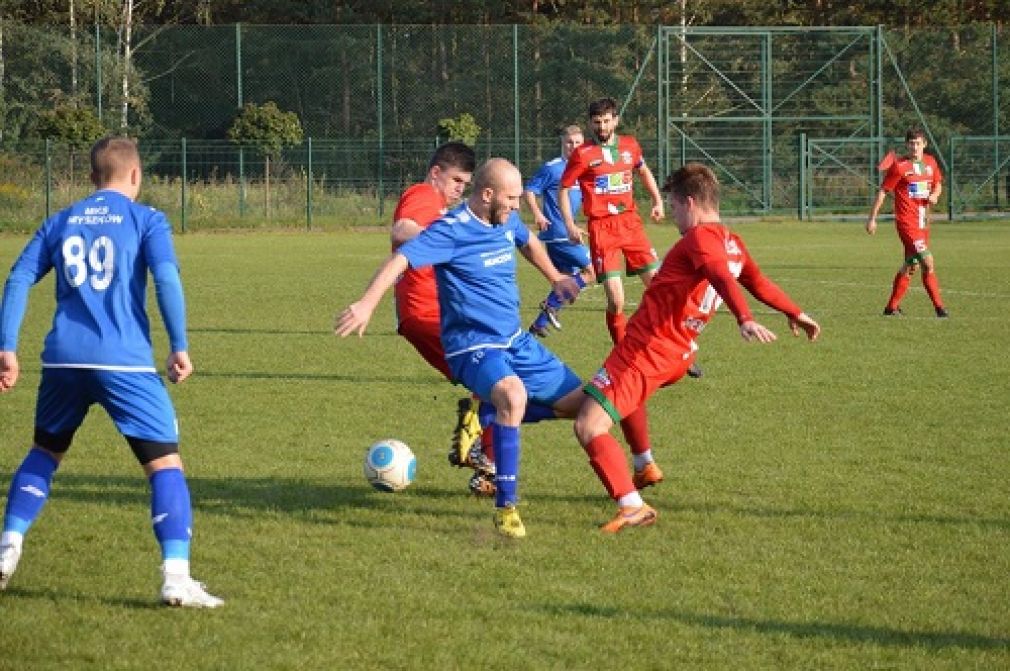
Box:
[632,462,664,490]
[600,504,657,533]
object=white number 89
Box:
[62,235,115,291]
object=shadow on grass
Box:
[36,473,505,525]
[544,603,1010,651]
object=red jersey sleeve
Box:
[880,161,903,193]
[393,183,444,225]
[734,236,803,319]
[559,147,585,189]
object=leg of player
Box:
[602,276,627,344]
[884,261,914,316]
[487,376,528,539]
[140,450,223,608]
[573,400,656,533]
[0,445,62,590]
[920,253,948,317]
[529,272,588,337]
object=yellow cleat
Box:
[448,397,482,468]
[493,505,527,538]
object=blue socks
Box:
[531,272,586,331]
[492,423,520,508]
[3,448,59,535]
[479,400,556,428]
[149,467,192,562]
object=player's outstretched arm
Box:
[788,312,821,341]
[0,351,20,392]
[334,253,409,338]
[166,351,193,384]
[866,190,887,235]
[638,164,665,222]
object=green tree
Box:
[227,101,304,217]
[437,112,481,145]
[31,103,106,190]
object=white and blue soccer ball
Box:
[364,439,416,492]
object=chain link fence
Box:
[2,23,1009,229]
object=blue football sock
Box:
[3,448,59,535]
[492,423,521,508]
[522,403,556,424]
[149,467,192,561]
[478,401,496,430]
[533,273,587,328]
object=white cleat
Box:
[160,574,224,608]
[0,542,22,590]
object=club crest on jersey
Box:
[505,230,514,243]
[590,367,612,390]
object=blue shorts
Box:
[36,368,179,443]
[448,332,582,406]
[544,240,591,275]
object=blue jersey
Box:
[524,156,582,243]
[2,190,181,370]
[399,203,530,359]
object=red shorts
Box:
[397,315,451,380]
[588,212,659,281]
[584,344,695,422]
[897,227,930,262]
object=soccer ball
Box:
[364,439,416,492]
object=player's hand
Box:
[335,302,373,337]
[788,313,821,341]
[650,202,665,222]
[928,193,939,206]
[865,218,877,235]
[166,351,193,384]
[566,223,587,245]
[739,320,777,343]
[535,213,550,232]
[0,351,20,392]
[551,275,581,304]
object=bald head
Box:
[469,158,523,225]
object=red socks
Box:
[620,406,651,456]
[583,434,635,500]
[886,271,909,312]
[605,311,626,344]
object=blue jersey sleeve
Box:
[524,162,553,197]
[151,262,188,353]
[0,228,54,351]
[399,218,457,270]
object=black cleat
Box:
[883,307,903,316]
[935,307,949,318]
[686,363,704,379]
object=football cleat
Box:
[540,301,562,331]
[448,397,482,469]
[935,307,949,318]
[468,471,496,497]
[687,363,704,379]
[465,445,496,474]
[883,307,903,316]
[493,505,527,538]
[632,462,664,490]
[0,541,22,590]
[600,504,657,534]
[160,574,224,608]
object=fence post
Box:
[797,133,806,221]
[95,21,102,123]
[947,136,955,222]
[180,137,187,233]
[45,139,52,219]
[993,24,1000,208]
[513,24,520,166]
[376,25,384,218]
[306,137,313,230]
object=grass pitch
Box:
[0,220,1008,669]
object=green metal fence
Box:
[3,23,1010,229]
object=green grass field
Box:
[0,220,1008,670]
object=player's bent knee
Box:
[127,436,179,466]
[34,427,75,454]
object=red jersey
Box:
[616,223,802,369]
[392,183,446,322]
[560,135,644,219]
[880,154,942,233]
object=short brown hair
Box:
[588,97,618,118]
[429,141,476,173]
[905,126,927,142]
[662,163,720,210]
[90,136,140,186]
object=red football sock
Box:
[620,406,651,456]
[605,311,626,344]
[480,422,494,461]
[886,272,910,311]
[922,271,944,309]
[583,434,635,500]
